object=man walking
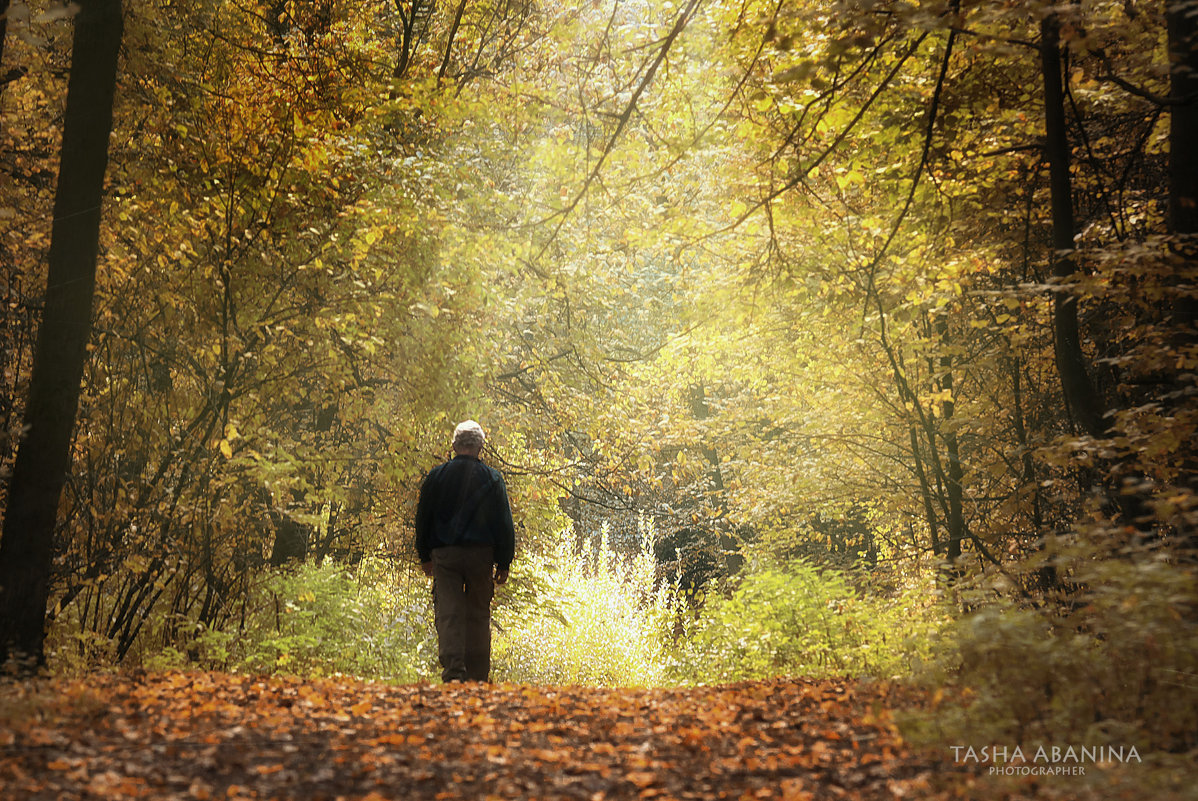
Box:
[415,420,515,682]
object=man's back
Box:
[414,420,515,682]
[415,455,514,567]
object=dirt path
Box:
[0,671,971,800]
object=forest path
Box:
[0,671,974,800]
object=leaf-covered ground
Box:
[0,671,1136,800]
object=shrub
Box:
[919,554,1198,753]
[670,559,948,683]
[207,557,438,682]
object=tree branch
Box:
[529,0,703,264]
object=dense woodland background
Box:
[0,0,1196,773]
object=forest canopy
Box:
[0,0,1195,775]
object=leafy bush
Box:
[670,560,948,683]
[184,557,439,682]
[918,554,1198,753]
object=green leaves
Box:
[676,560,948,682]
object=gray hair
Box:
[452,420,486,451]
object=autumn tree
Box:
[0,0,123,667]
[0,0,583,665]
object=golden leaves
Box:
[0,672,947,800]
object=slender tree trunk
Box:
[1167,0,1198,340]
[0,0,21,129]
[1168,0,1198,239]
[0,0,30,102]
[909,425,942,556]
[1040,14,1108,439]
[687,384,725,495]
[1041,13,1160,533]
[1167,0,1198,546]
[394,0,433,82]
[936,319,966,563]
[438,0,469,80]
[1008,357,1042,527]
[1009,354,1058,589]
[876,305,958,566]
[0,0,123,668]
[1,0,10,75]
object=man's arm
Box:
[414,468,438,569]
[492,474,516,577]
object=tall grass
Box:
[492,523,682,686]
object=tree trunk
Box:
[1,0,9,75]
[1040,14,1108,439]
[687,384,725,495]
[0,0,123,668]
[936,317,966,564]
[1168,0,1198,239]
[1167,0,1198,339]
[0,0,25,108]
[909,425,942,556]
[1167,0,1198,544]
[438,0,469,80]
[394,0,434,82]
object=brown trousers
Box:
[431,545,495,682]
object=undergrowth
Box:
[41,521,948,689]
[908,550,1198,756]
[669,559,949,683]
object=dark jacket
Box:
[414,454,516,569]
